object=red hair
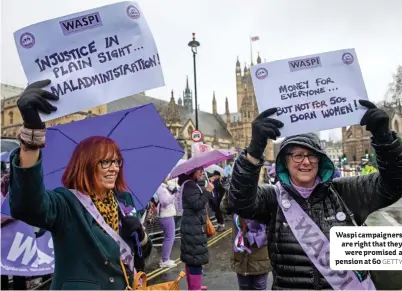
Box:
[62,136,128,195]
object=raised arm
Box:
[8,80,66,230]
[9,149,68,230]
[229,150,277,224]
[229,108,285,224]
[333,134,402,225]
[333,100,402,225]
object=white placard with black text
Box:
[14,1,164,121]
[250,49,369,137]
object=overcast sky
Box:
[1,0,401,141]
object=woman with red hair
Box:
[8,80,149,290]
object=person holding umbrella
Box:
[168,148,235,290]
[7,80,150,290]
[177,168,213,290]
[229,103,402,290]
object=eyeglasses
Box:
[99,159,123,169]
[287,153,319,164]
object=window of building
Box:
[8,111,13,125]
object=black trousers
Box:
[209,197,224,225]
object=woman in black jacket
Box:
[229,101,402,290]
[178,168,213,290]
[206,170,226,232]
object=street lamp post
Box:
[188,33,200,130]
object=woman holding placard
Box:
[7,80,150,290]
[229,102,402,290]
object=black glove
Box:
[17,80,58,129]
[120,215,145,241]
[247,108,284,159]
[359,100,393,143]
[35,228,47,238]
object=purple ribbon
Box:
[245,220,267,248]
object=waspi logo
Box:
[288,56,321,72]
[59,12,103,36]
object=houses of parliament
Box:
[4,58,399,162]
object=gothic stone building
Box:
[1,83,107,138]
[107,78,234,159]
[219,55,275,161]
[342,101,402,163]
[1,81,233,160]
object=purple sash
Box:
[70,190,136,275]
[274,182,376,290]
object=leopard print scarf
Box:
[91,190,119,233]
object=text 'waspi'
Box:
[288,56,322,72]
[59,12,103,36]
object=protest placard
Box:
[1,220,54,276]
[14,1,164,121]
[191,142,213,157]
[250,49,369,137]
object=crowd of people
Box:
[1,80,401,290]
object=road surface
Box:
[33,199,401,290]
[146,200,402,289]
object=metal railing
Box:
[30,209,219,290]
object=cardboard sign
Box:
[250,49,369,137]
[14,1,164,121]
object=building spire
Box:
[183,76,193,112]
[225,97,231,126]
[236,56,241,73]
[212,91,217,115]
[166,90,180,125]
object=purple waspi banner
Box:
[1,219,54,276]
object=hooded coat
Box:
[229,133,402,290]
[155,184,176,218]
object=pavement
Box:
[34,198,401,290]
[365,198,402,226]
[145,220,242,290]
[145,199,402,290]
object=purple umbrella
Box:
[1,152,10,162]
[169,149,235,179]
[42,103,184,210]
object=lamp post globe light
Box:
[188,33,200,130]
